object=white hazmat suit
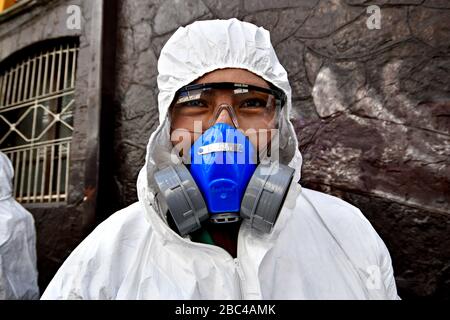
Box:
[0,152,39,299]
[42,18,399,300]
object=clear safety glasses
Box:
[169,82,286,133]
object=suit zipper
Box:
[173,222,247,299]
[234,222,246,300]
[234,258,245,300]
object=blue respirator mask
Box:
[154,123,294,236]
[154,83,294,236]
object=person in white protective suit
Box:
[41,18,400,300]
[0,152,39,300]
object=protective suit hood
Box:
[0,152,13,201]
[137,18,302,238]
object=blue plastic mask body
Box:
[189,123,257,215]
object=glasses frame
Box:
[173,82,287,109]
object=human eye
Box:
[240,98,267,108]
[175,99,207,108]
[182,99,206,107]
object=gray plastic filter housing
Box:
[154,165,209,236]
[240,162,295,233]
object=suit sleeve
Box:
[375,232,401,300]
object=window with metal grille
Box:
[0,40,79,203]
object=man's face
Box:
[169,68,278,158]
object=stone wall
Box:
[112,0,450,300]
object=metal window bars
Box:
[0,42,79,203]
